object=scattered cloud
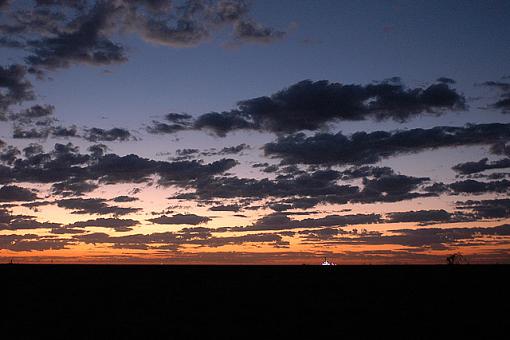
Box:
[453,158,510,175]
[449,179,510,195]
[148,213,212,225]
[231,20,286,44]
[56,198,141,215]
[222,212,381,232]
[0,64,35,117]
[482,81,510,113]
[0,0,287,73]
[67,217,139,232]
[148,79,465,136]
[457,198,510,219]
[84,127,134,142]
[0,185,38,202]
[264,123,510,165]
[192,79,464,135]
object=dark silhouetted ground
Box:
[1,265,508,339]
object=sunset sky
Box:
[1,0,509,264]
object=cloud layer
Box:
[0,0,286,72]
[149,78,466,136]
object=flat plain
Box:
[1,264,508,339]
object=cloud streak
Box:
[149,78,466,136]
[264,123,510,166]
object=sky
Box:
[1,0,510,264]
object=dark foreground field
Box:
[1,265,509,339]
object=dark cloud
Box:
[164,112,193,123]
[9,103,71,139]
[176,148,199,156]
[34,0,86,8]
[231,20,286,44]
[261,164,278,173]
[0,37,24,48]
[0,64,34,117]
[385,210,454,223]
[51,178,98,197]
[3,142,89,183]
[183,169,358,202]
[191,79,465,135]
[348,224,510,248]
[264,123,510,165]
[197,233,289,248]
[0,185,38,202]
[2,0,285,72]
[193,111,256,137]
[0,0,10,9]
[1,140,237,191]
[84,127,134,142]
[352,174,432,204]
[221,212,381,232]
[449,179,510,195]
[112,195,139,203]
[252,162,269,168]
[228,168,428,208]
[0,7,67,39]
[12,127,50,139]
[20,200,53,211]
[24,2,127,70]
[8,104,55,124]
[22,143,44,157]
[490,142,510,157]
[87,143,108,157]
[268,203,292,211]
[50,227,86,234]
[457,199,510,219]
[157,158,238,185]
[339,166,395,180]
[67,217,139,232]
[56,198,141,215]
[147,120,191,134]
[20,104,54,118]
[209,204,242,212]
[437,77,456,84]
[0,207,20,223]
[133,0,282,48]
[0,234,70,251]
[482,81,510,113]
[208,143,251,155]
[148,213,211,225]
[210,0,249,23]
[423,182,449,194]
[298,227,349,241]
[74,228,288,250]
[0,218,60,231]
[169,148,200,161]
[148,79,461,138]
[295,224,510,250]
[148,113,193,135]
[265,196,334,211]
[221,143,250,154]
[136,16,209,48]
[51,125,79,137]
[452,158,510,175]
[485,172,510,180]
[0,146,20,165]
[0,207,61,231]
[178,166,432,209]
